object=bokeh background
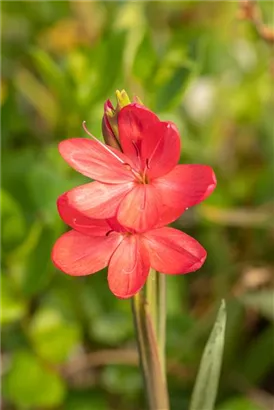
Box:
[1,1,274,409]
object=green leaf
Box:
[1,149,37,216]
[189,300,227,410]
[27,160,82,225]
[155,64,193,112]
[1,189,26,252]
[29,307,81,363]
[241,326,274,384]
[132,31,158,83]
[240,290,274,322]
[0,276,27,325]
[22,226,54,296]
[15,67,59,128]
[217,396,264,410]
[3,350,66,408]
[88,30,127,102]
[101,366,141,398]
[91,311,132,345]
[31,48,70,99]
[65,389,109,410]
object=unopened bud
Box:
[102,100,121,151]
[102,89,132,151]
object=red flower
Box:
[52,194,207,298]
[59,104,216,231]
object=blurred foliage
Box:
[1,1,274,409]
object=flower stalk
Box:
[146,268,158,334]
[146,269,167,379]
[131,291,170,410]
[158,272,167,380]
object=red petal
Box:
[67,181,134,219]
[143,227,206,274]
[141,121,181,179]
[153,164,217,226]
[108,235,150,298]
[57,193,110,236]
[107,217,127,233]
[52,230,122,276]
[118,104,159,165]
[117,184,161,232]
[59,138,134,183]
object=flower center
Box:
[124,163,149,184]
[123,140,150,184]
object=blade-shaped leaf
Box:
[189,300,227,410]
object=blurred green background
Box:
[1,1,274,409]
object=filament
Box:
[82,121,125,165]
[132,140,140,158]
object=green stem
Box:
[158,272,167,379]
[131,294,150,404]
[131,291,170,410]
[146,268,157,333]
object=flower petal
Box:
[117,184,161,232]
[67,181,134,219]
[59,138,134,183]
[107,216,127,233]
[52,230,122,276]
[141,121,181,179]
[57,193,110,236]
[153,164,217,226]
[118,104,159,165]
[108,235,150,298]
[142,227,206,274]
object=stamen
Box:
[140,158,150,184]
[132,140,140,158]
[82,123,143,181]
[82,121,125,165]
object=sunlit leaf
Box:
[3,350,66,407]
[189,300,227,410]
[29,307,81,363]
[1,277,26,325]
[15,68,58,127]
[31,48,72,109]
[217,396,264,410]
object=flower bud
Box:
[102,89,131,151]
[102,99,121,151]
